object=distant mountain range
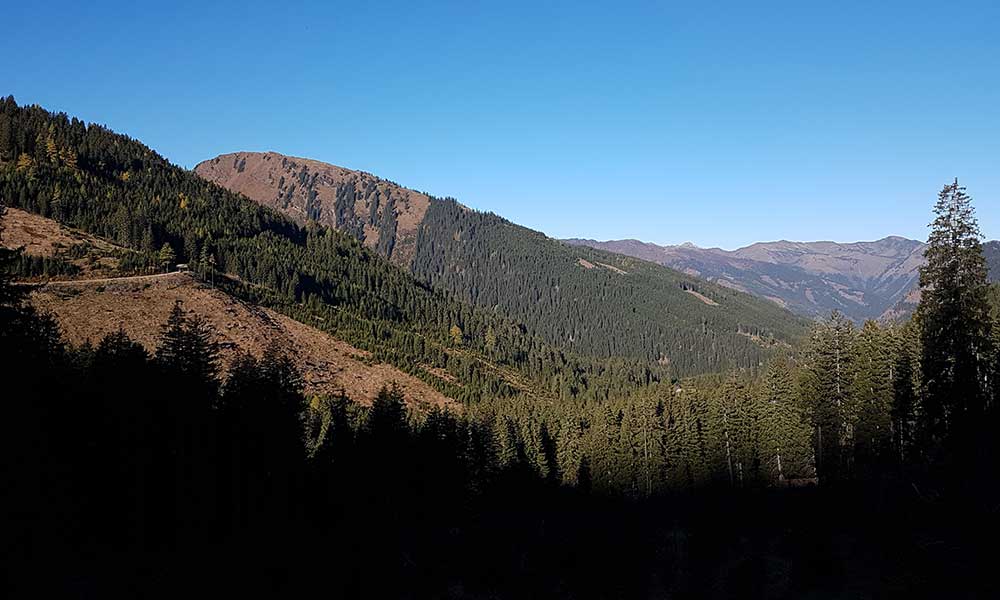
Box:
[565,237,1000,322]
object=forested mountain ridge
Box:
[565,236,932,322]
[198,151,809,371]
[0,97,679,402]
[413,199,806,369]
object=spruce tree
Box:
[158,242,176,272]
[890,322,921,468]
[369,383,408,440]
[538,422,560,485]
[155,301,219,395]
[183,315,220,391]
[258,342,306,461]
[156,302,187,369]
[760,358,813,484]
[850,321,894,475]
[916,179,993,462]
[220,352,261,412]
[799,312,856,483]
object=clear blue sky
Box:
[4,0,998,248]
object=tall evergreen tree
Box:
[759,358,814,484]
[369,383,408,439]
[916,179,994,464]
[155,301,220,394]
[257,342,306,461]
[158,242,176,272]
[850,321,894,475]
[799,312,856,483]
[890,322,922,468]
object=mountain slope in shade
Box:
[564,237,928,322]
[195,151,431,266]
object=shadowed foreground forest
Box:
[3,183,1000,598]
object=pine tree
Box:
[538,422,560,484]
[155,301,219,393]
[15,152,34,173]
[495,416,526,469]
[449,324,464,347]
[916,179,994,464]
[484,325,497,354]
[220,351,260,413]
[850,321,893,475]
[760,358,814,484]
[158,242,176,272]
[156,301,188,370]
[44,134,59,164]
[799,312,856,483]
[577,455,593,494]
[369,383,408,439]
[890,321,921,468]
[183,314,220,391]
[0,116,12,162]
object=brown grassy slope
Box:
[2,207,127,278]
[194,152,431,266]
[28,273,454,410]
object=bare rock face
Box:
[195,152,431,266]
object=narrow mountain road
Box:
[16,271,191,287]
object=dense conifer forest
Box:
[3,98,1000,596]
[412,198,804,372]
